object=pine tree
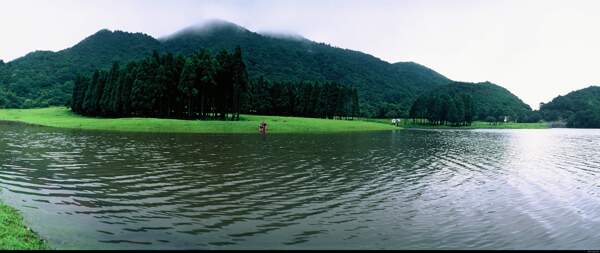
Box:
[215,50,233,120]
[71,75,89,113]
[82,70,100,115]
[195,49,217,119]
[179,57,198,118]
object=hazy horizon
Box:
[2,0,600,109]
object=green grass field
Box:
[0,107,550,134]
[0,107,398,134]
[0,203,48,250]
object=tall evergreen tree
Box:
[178,57,198,118]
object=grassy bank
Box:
[0,203,48,250]
[0,107,397,134]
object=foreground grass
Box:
[0,203,48,250]
[400,120,550,129]
[0,107,397,134]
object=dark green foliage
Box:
[0,21,449,118]
[245,78,358,119]
[566,110,600,128]
[72,48,358,120]
[161,22,450,117]
[410,81,534,124]
[73,49,248,120]
[0,87,24,108]
[539,86,600,128]
[0,30,162,109]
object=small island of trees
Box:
[71,47,360,120]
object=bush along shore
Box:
[399,119,549,129]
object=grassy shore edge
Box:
[0,203,48,250]
[0,107,398,134]
[0,107,551,134]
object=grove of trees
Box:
[71,48,360,120]
[409,93,475,126]
[246,77,359,119]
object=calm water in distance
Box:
[1,123,600,249]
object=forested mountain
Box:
[410,81,537,123]
[0,30,162,108]
[539,86,600,128]
[0,20,451,117]
[161,21,452,117]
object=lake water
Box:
[1,123,600,249]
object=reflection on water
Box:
[1,124,600,249]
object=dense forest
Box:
[71,48,359,120]
[409,92,475,126]
[539,86,600,128]
[408,82,540,124]
[246,77,359,119]
[0,20,449,118]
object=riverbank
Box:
[0,107,397,134]
[401,121,550,129]
[0,203,48,250]
[363,118,550,129]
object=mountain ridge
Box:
[1,21,454,117]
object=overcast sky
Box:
[1,0,599,109]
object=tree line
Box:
[246,77,359,119]
[71,48,360,120]
[71,47,248,120]
[409,93,475,126]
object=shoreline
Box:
[400,122,550,129]
[364,118,550,130]
[0,107,551,134]
[0,107,398,134]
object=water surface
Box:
[1,123,600,249]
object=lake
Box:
[1,123,600,250]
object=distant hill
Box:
[0,30,162,107]
[0,20,451,117]
[540,86,600,128]
[415,81,534,121]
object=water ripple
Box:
[1,126,600,249]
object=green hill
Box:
[0,30,162,107]
[540,86,600,128]
[412,81,535,122]
[0,20,450,117]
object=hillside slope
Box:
[415,81,534,121]
[0,30,162,107]
[540,86,600,128]
[0,20,452,117]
